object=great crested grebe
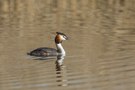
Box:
[27,32,68,57]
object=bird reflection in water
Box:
[31,54,68,86]
[55,55,68,86]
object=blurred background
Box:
[0,0,135,90]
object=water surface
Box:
[0,0,135,90]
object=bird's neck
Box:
[56,43,65,55]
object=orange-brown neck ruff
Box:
[55,35,62,44]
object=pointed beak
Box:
[66,36,69,40]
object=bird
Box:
[27,32,68,57]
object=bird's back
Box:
[28,47,57,57]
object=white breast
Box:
[56,43,66,55]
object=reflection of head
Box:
[55,54,68,87]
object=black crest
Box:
[56,32,66,36]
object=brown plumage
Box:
[55,35,62,44]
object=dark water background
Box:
[0,0,135,90]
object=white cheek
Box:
[60,36,66,40]
[62,37,66,40]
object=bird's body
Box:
[28,32,68,57]
[27,47,57,57]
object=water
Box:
[0,0,135,90]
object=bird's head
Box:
[55,32,68,44]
